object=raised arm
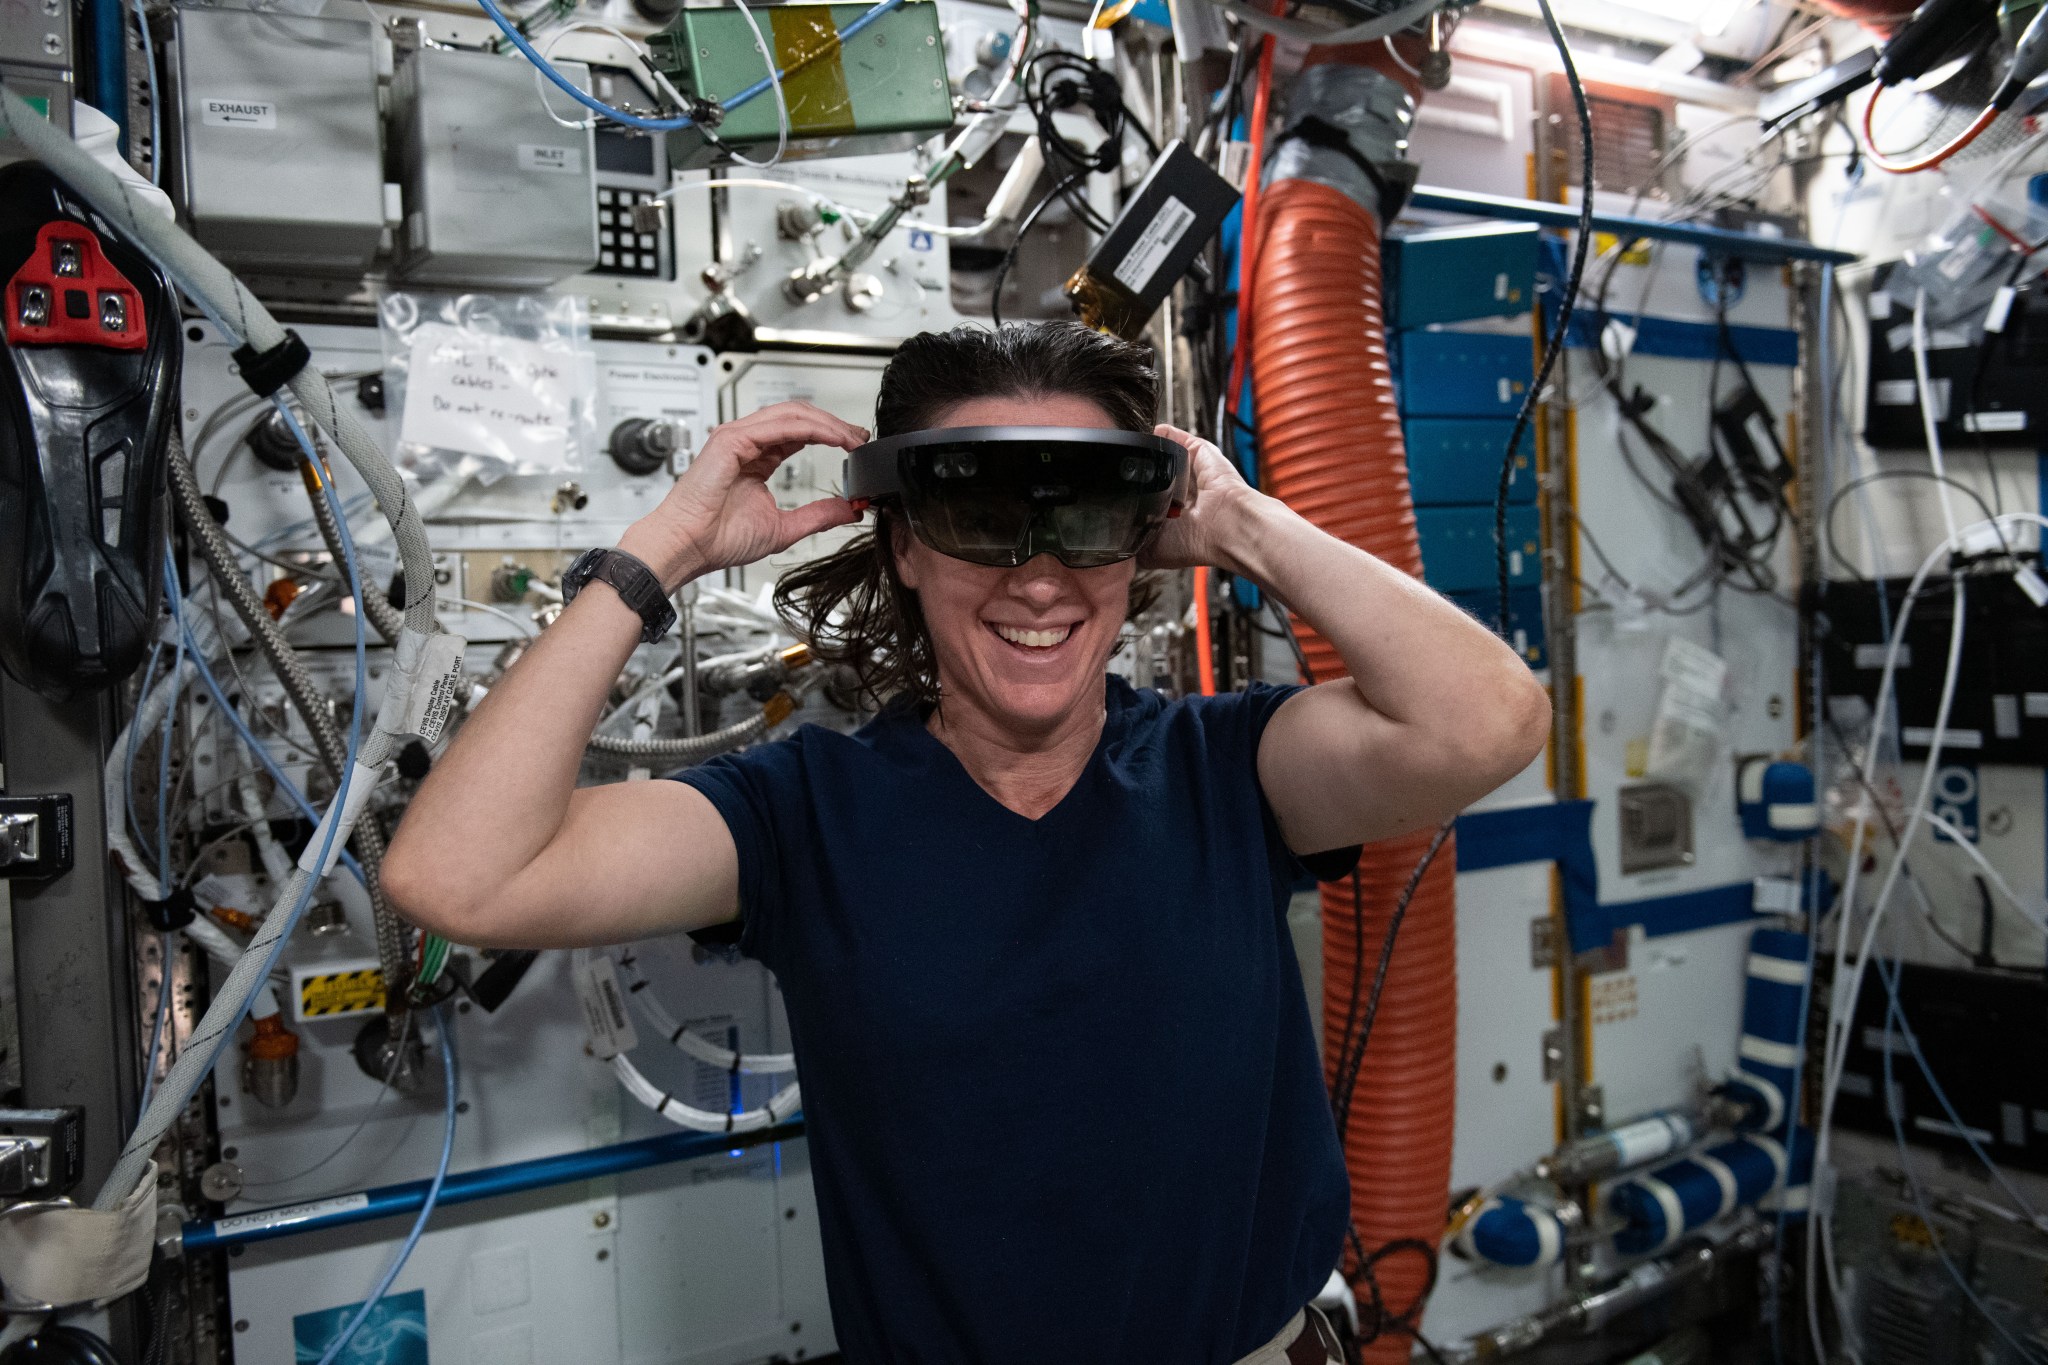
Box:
[1147,425,1552,854]
[380,402,867,949]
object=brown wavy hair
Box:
[772,322,1161,709]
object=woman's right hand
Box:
[616,400,870,589]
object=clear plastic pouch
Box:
[378,289,597,486]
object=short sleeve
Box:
[1225,682,1363,886]
[668,737,801,967]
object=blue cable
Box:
[136,930,173,1114]
[172,616,365,888]
[125,637,165,890]
[472,0,905,131]
[316,1006,458,1365]
[158,596,185,889]
[129,0,161,185]
[1878,957,2044,1365]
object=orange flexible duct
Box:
[1250,164,1456,1359]
[1192,564,1217,695]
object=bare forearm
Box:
[385,577,670,924]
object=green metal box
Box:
[650,0,954,169]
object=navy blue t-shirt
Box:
[675,676,1352,1364]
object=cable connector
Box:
[230,329,310,399]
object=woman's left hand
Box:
[1140,424,1270,573]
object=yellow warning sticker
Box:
[298,969,385,1018]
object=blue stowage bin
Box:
[1389,222,1539,327]
[1415,504,1542,594]
[1405,417,1536,506]
[1395,329,1534,417]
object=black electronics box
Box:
[1065,139,1237,340]
[1815,570,2048,766]
[1813,958,2048,1174]
[1863,264,2048,449]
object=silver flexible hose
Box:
[589,712,770,765]
[301,431,406,644]
[586,711,768,760]
[0,85,440,1209]
[165,434,416,1006]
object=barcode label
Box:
[1112,196,1197,295]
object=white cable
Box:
[1809,510,2048,1364]
[603,948,797,1073]
[726,0,790,170]
[0,87,442,1212]
[609,1050,801,1133]
[1920,811,2048,933]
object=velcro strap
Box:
[230,329,310,398]
[1275,116,1413,219]
[0,1163,157,1308]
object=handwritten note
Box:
[398,322,590,472]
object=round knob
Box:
[608,418,680,476]
[247,408,305,472]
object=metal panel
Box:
[1,682,136,1192]
[170,8,384,274]
[392,45,599,287]
[0,680,142,1354]
[0,0,69,69]
[715,350,888,597]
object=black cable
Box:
[1330,817,1454,1138]
[1493,0,1595,638]
[989,167,1092,328]
[1821,468,2000,577]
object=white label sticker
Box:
[201,98,276,129]
[1868,291,1893,320]
[212,1194,368,1239]
[1902,726,1982,749]
[2024,692,2048,718]
[2014,565,2048,607]
[1753,876,1802,914]
[398,323,589,470]
[1994,694,2021,738]
[1217,141,1250,192]
[399,631,469,745]
[1963,410,2026,432]
[574,954,639,1060]
[517,143,583,175]
[1855,643,1907,670]
[1985,286,2016,333]
[1112,195,1197,295]
[1872,376,1952,418]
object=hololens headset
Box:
[842,426,1189,569]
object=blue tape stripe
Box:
[1560,311,1799,367]
[1454,802,1762,951]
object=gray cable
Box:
[165,433,415,1003]
[0,84,440,1210]
[586,711,768,760]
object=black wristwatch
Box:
[562,548,677,643]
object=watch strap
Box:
[564,548,677,643]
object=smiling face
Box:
[891,393,1137,741]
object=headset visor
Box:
[844,427,1188,569]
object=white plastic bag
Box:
[378,289,597,486]
[1643,636,1728,791]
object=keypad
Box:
[590,186,666,278]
